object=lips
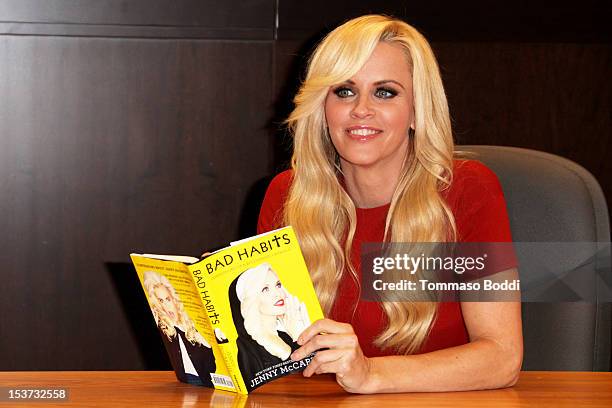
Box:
[274,299,285,306]
[346,125,383,141]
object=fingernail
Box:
[290,352,299,361]
[297,336,303,345]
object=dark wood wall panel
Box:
[435,42,611,202]
[277,0,609,42]
[0,0,274,39]
[0,36,273,369]
[0,0,273,28]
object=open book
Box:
[130,226,324,394]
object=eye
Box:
[261,286,269,293]
[275,281,282,289]
[333,86,355,98]
[374,87,398,99]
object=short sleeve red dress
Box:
[256,160,516,357]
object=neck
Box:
[260,314,278,330]
[341,162,403,208]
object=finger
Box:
[296,303,305,325]
[302,349,344,377]
[290,298,298,315]
[293,321,307,339]
[290,295,298,311]
[286,295,295,312]
[297,318,354,345]
[301,303,311,325]
[291,333,355,361]
[315,360,347,376]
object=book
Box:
[130,226,324,394]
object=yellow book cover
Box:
[130,254,236,392]
[193,226,324,393]
[131,226,324,394]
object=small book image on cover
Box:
[141,270,217,387]
[229,262,311,388]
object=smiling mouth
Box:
[274,299,285,306]
[346,127,383,140]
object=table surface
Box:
[0,371,611,407]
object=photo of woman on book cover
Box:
[229,262,311,390]
[143,271,216,387]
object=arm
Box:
[291,269,523,393]
[369,290,522,393]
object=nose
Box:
[273,286,285,299]
[350,95,374,119]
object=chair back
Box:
[460,145,611,371]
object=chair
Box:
[460,145,611,371]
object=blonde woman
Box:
[229,263,311,391]
[143,271,216,386]
[257,15,522,393]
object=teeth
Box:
[349,128,379,136]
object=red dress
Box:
[257,160,516,357]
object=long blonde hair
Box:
[284,15,456,354]
[237,264,293,360]
[144,271,208,347]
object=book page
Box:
[130,255,235,391]
[134,253,200,264]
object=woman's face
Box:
[154,285,179,324]
[257,267,287,316]
[324,41,414,175]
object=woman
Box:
[257,15,522,393]
[229,263,311,390]
[143,271,216,386]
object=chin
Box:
[262,309,285,317]
[273,309,287,317]
[340,155,384,168]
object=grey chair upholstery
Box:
[460,145,611,371]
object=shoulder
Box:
[257,170,293,234]
[262,170,293,210]
[452,159,501,189]
[447,159,513,242]
[446,159,505,206]
[266,170,293,196]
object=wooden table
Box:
[0,371,610,407]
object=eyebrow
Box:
[344,79,406,90]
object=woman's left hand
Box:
[290,318,375,393]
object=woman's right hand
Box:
[290,318,375,393]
